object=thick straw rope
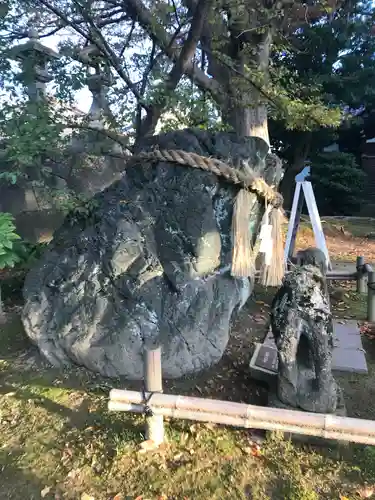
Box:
[128,149,284,286]
[130,149,283,208]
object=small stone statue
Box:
[270,247,338,413]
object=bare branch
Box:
[119,19,136,58]
[69,122,133,153]
[121,0,222,102]
[137,0,214,138]
[37,0,148,110]
[36,0,221,107]
[171,0,182,29]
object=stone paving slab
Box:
[249,320,367,383]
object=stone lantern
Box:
[74,44,123,156]
[77,44,116,129]
[9,27,60,101]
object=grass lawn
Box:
[1,217,375,499]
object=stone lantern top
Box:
[9,26,60,99]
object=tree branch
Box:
[122,0,223,103]
[135,40,157,137]
[137,0,214,139]
[119,19,136,58]
[171,0,183,29]
[71,0,149,105]
[37,0,148,111]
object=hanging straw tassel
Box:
[231,189,256,277]
[259,207,285,287]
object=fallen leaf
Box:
[204,422,216,430]
[189,424,198,433]
[180,432,188,445]
[242,443,262,457]
[41,486,51,498]
[113,495,124,500]
[251,445,262,457]
[339,496,350,500]
[138,440,158,453]
[357,486,375,498]
[81,494,95,500]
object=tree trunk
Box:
[225,101,269,144]
[220,27,272,144]
[280,131,312,209]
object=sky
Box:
[14,1,375,116]
[42,33,92,113]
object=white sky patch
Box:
[42,33,92,113]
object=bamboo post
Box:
[368,271,375,322]
[357,256,366,294]
[144,346,164,445]
[108,389,375,446]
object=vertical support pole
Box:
[357,256,366,294]
[144,346,164,445]
[368,272,375,322]
[302,182,332,270]
[284,182,302,269]
[287,190,304,268]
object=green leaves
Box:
[0,212,21,270]
[310,152,366,215]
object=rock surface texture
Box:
[22,129,282,379]
[270,255,338,413]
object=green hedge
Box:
[309,152,366,215]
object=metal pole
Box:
[368,271,375,322]
[144,346,164,445]
[357,256,366,294]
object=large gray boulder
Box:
[22,129,283,379]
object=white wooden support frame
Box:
[284,173,331,271]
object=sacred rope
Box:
[127,149,285,286]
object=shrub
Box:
[0,212,22,269]
[309,152,365,215]
[0,215,49,308]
